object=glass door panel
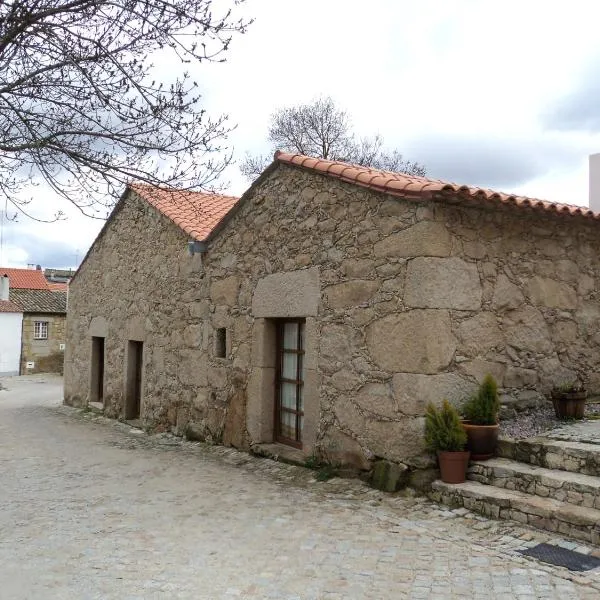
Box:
[275,320,305,448]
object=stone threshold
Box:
[88,402,104,413]
[250,443,306,467]
[124,419,142,429]
[431,479,600,545]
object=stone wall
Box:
[21,313,65,374]
[204,165,600,472]
[64,165,600,476]
[64,192,227,440]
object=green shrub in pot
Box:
[425,399,467,452]
[425,399,469,484]
[462,374,499,425]
[461,374,500,460]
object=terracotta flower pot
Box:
[551,391,587,420]
[462,422,499,461]
[437,450,470,484]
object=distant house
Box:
[0,267,67,374]
[44,268,73,292]
[47,282,69,292]
[45,267,74,284]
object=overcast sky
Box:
[3,0,600,268]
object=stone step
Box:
[431,479,600,544]
[498,437,600,476]
[468,458,600,509]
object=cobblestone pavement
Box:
[2,375,600,599]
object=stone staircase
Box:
[430,436,600,544]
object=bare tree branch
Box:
[0,0,252,218]
[240,96,426,180]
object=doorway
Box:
[125,340,143,420]
[90,336,105,405]
[274,320,305,448]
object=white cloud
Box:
[4,0,600,266]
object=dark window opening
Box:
[215,328,227,358]
[91,336,105,404]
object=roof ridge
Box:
[274,152,598,221]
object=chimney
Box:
[589,154,600,213]
[0,275,9,301]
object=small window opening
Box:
[215,328,227,358]
[34,321,48,340]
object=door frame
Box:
[273,318,305,448]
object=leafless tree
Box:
[240,97,425,179]
[0,0,251,219]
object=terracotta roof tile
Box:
[275,152,599,220]
[48,282,68,292]
[0,299,22,313]
[130,184,239,241]
[9,289,67,313]
[0,268,49,290]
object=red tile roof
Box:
[0,299,22,313]
[48,282,68,292]
[275,152,599,221]
[130,184,239,241]
[0,268,50,290]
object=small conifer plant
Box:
[462,374,500,425]
[424,399,467,453]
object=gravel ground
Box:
[501,401,600,439]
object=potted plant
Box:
[425,399,470,484]
[461,374,500,461]
[550,382,587,419]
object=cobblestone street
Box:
[2,375,600,599]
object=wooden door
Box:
[126,340,143,419]
[91,336,105,404]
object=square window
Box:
[34,321,48,340]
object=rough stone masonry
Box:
[64,162,600,481]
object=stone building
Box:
[1,267,67,374]
[64,153,600,478]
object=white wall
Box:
[590,154,600,213]
[0,313,23,375]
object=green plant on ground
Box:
[462,374,500,425]
[424,399,467,453]
[304,454,321,470]
[315,463,338,481]
[304,453,339,481]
